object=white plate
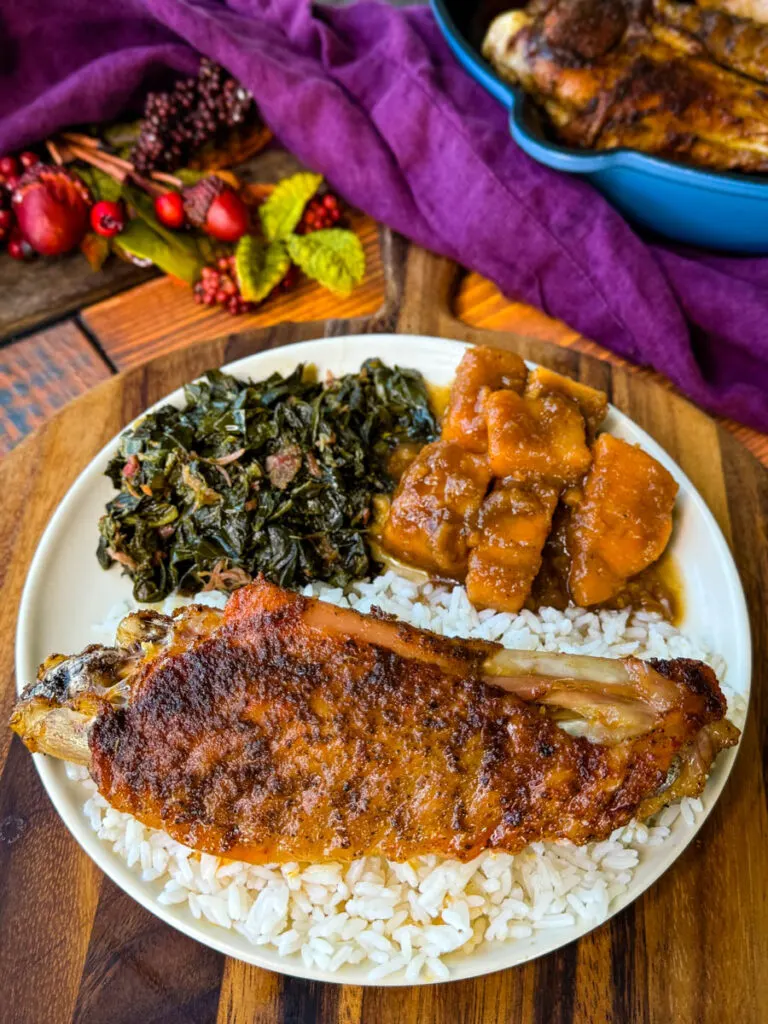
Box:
[16,334,751,986]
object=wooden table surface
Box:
[1,147,767,466]
[1,230,767,1023]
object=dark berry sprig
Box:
[132,59,261,174]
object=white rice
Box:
[69,571,744,982]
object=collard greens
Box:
[97,359,437,602]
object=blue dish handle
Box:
[430,0,516,109]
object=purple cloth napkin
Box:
[2,1,767,432]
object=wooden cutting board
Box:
[0,244,766,1024]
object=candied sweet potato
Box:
[569,434,679,606]
[485,390,592,485]
[467,481,559,612]
[442,345,527,453]
[525,366,608,436]
[381,439,492,577]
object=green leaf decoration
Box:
[286,229,365,295]
[100,120,141,149]
[175,168,240,189]
[235,236,291,302]
[174,168,208,187]
[115,220,202,285]
[80,232,111,272]
[75,166,123,203]
[121,182,178,245]
[258,172,322,242]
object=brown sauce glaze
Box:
[379,379,682,623]
[529,503,683,623]
[371,493,681,622]
[426,382,452,420]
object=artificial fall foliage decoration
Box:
[11,165,91,256]
[235,236,292,303]
[0,58,365,313]
[182,175,250,242]
[90,200,126,238]
[154,190,185,229]
[287,230,365,296]
[258,172,323,241]
[235,179,360,302]
[131,58,261,174]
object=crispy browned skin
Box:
[660,0,768,79]
[381,439,492,577]
[484,0,768,171]
[466,480,560,612]
[11,580,739,863]
[442,346,528,453]
[697,0,768,26]
[569,434,679,606]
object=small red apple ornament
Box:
[154,190,186,229]
[90,199,126,238]
[12,166,91,256]
[182,177,249,242]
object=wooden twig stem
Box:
[45,140,65,166]
[60,132,101,150]
[150,170,183,188]
[100,152,134,173]
[59,133,179,191]
[65,144,128,183]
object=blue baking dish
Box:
[431,0,768,253]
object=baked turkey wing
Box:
[11,579,739,863]
[483,0,768,171]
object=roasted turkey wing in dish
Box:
[11,579,739,864]
[483,0,768,172]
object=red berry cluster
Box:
[0,152,39,260]
[193,255,255,316]
[194,253,301,317]
[297,193,342,234]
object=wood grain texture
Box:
[0,739,102,1024]
[0,247,153,343]
[80,212,386,370]
[0,321,112,455]
[456,271,768,469]
[216,962,282,1024]
[73,880,224,1024]
[0,245,766,1024]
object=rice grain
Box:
[67,572,744,981]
